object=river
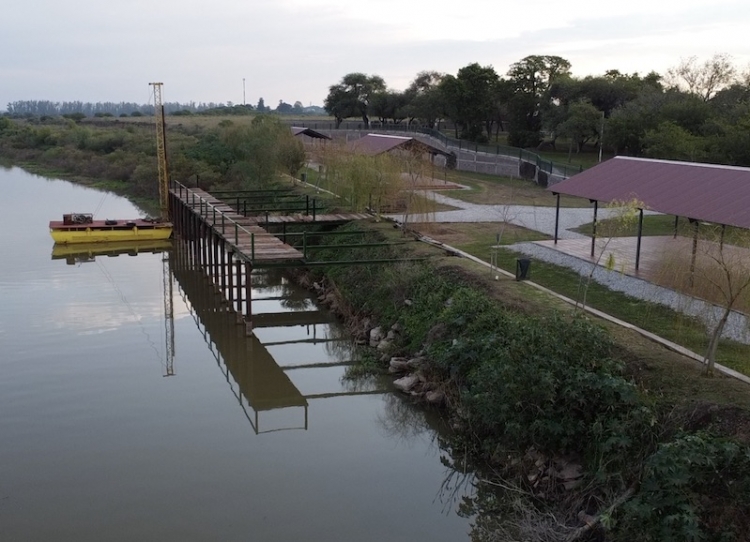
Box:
[0,166,476,541]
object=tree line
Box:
[4,99,324,118]
[324,54,750,165]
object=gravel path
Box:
[512,242,750,344]
[390,190,750,345]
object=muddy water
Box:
[0,166,475,541]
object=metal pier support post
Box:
[235,259,244,322]
[244,261,253,335]
[220,239,227,293]
[227,252,234,303]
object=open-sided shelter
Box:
[347,133,449,160]
[549,156,750,270]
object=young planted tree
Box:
[578,199,644,311]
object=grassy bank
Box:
[417,222,750,376]
[306,221,750,542]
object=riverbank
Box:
[298,222,750,542]
[6,134,750,540]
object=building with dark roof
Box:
[549,156,750,270]
[346,133,449,159]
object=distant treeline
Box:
[4,100,326,118]
[324,54,750,165]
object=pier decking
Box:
[170,182,370,265]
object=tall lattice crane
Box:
[149,82,175,377]
[149,82,170,221]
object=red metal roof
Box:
[347,133,448,157]
[550,156,750,229]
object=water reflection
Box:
[50,240,173,265]
[4,167,478,541]
[172,241,309,433]
[170,240,387,434]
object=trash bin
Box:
[301,172,307,183]
[516,258,531,281]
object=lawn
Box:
[365,221,750,408]
[408,220,750,378]
[428,170,590,208]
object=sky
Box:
[3,0,749,110]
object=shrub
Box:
[616,432,750,542]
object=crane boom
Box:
[150,82,175,377]
[149,82,169,221]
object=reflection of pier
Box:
[172,241,309,433]
[172,239,389,433]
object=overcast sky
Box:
[3,0,749,110]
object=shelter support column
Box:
[690,219,699,289]
[635,209,644,272]
[590,200,598,258]
[553,193,560,244]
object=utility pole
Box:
[243,78,246,106]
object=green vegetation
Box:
[422,221,750,376]
[307,223,750,542]
[0,115,305,199]
[322,53,750,167]
[437,169,588,207]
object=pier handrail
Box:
[172,180,267,259]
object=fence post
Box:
[251,233,255,261]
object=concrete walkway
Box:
[390,191,655,240]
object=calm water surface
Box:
[0,167,474,541]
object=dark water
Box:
[0,167,474,541]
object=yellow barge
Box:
[49,213,172,244]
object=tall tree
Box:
[369,90,408,124]
[438,63,499,142]
[667,54,737,102]
[324,73,386,128]
[402,71,444,128]
[507,55,571,147]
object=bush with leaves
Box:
[422,287,652,459]
[616,432,750,542]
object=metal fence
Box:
[286,120,584,182]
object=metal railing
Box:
[173,181,263,260]
[287,120,584,179]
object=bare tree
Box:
[666,54,737,101]
[656,223,750,375]
[682,225,750,374]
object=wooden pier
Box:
[170,182,370,264]
[168,181,372,335]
